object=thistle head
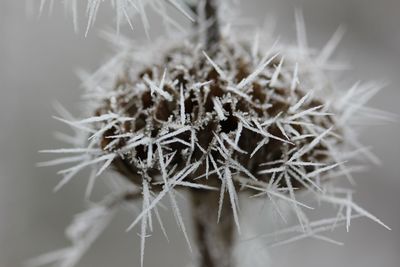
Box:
[93,39,339,193]
[36,4,391,267]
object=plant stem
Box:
[191,189,235,267]
[189,0,221,52]
[204,0,220,51]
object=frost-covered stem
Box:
[204,0,220,52]
[190,0,221,52]
[191,190,235,267]
[106,191,143,208]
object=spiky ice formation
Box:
[35,0,195,35]
[36,23,391,267]
[92,39,341,194]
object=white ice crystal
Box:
[34,0,196,35]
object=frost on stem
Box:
[36,6,392,267]
[27,192,141,267]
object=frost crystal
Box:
[35,0,195,35]
[36,7,390,267]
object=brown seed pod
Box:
[93,40,339,194]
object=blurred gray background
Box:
[1,0,399,266]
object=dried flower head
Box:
[34,2,392,267]
[92,37,344,197]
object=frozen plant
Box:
[33,1,392,267]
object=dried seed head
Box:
[94,39,339,191]
[38,24,391,267]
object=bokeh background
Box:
[1,0,399,266]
